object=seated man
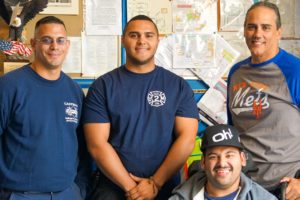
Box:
[169,124,277,200]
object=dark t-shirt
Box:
[83,65,199,177]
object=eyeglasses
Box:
[35,36,69,45]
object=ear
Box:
[240,151,247,167]
[66,39,70,49]
[121,36,125,47]
[30,38,36,50]
[200,156,206,170]
[277,27,282,40]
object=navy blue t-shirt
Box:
[83,66,199,177]
[204,189,239,200]
[0,65,85,192]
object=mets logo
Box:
[147,91,166,107]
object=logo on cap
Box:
[212,129,233,143]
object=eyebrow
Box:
[207,152,217,156]
[127,31,156,35]
[40,36,67,38]
[225,150,238,154]
[262,24,272,27]
[246,23,272,27]
[206,150,239,156]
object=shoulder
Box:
[91,67,121,86]
[0,65,29,89]
[0,66,31,107]
[239,173,278,200]
[171,172,206,199]
[156,67,192,93]
[228,57,251,78]
[1,65,28,79]
[276,49,300,76]
[279,48,300,63]
[60,73,84,98]
[85,67,122,99]
[157,66,184,80]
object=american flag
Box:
[0,40,12,51]
[0,40,32,57]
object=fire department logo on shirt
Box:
[64,102,79,123]
[147,91,166,107]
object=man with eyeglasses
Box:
[0,16,91,200]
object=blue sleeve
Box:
[74,123,93,198]
[82,78,110,124]
[0,77,11,135]
[176,80,199,120]
[285,68,300,108]
[276,51,300,108]
[74,90,93,198]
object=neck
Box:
[251,47,280,64]
[30,62,61,80]
[125,62,156,74]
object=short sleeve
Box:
[0,78,11,135]
[82,78,110,124]
[176,80,199,120]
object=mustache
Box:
[250,37,263,42]
[213,165,233,171]
[252,39,263,42]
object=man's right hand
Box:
[125,174,159,200]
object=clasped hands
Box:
[125,173,161,200]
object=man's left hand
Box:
[281,177,300,200]
[125,174,158,200]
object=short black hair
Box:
[35,16,66,31]
[244,1,281,29]
[123,15,159,35]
